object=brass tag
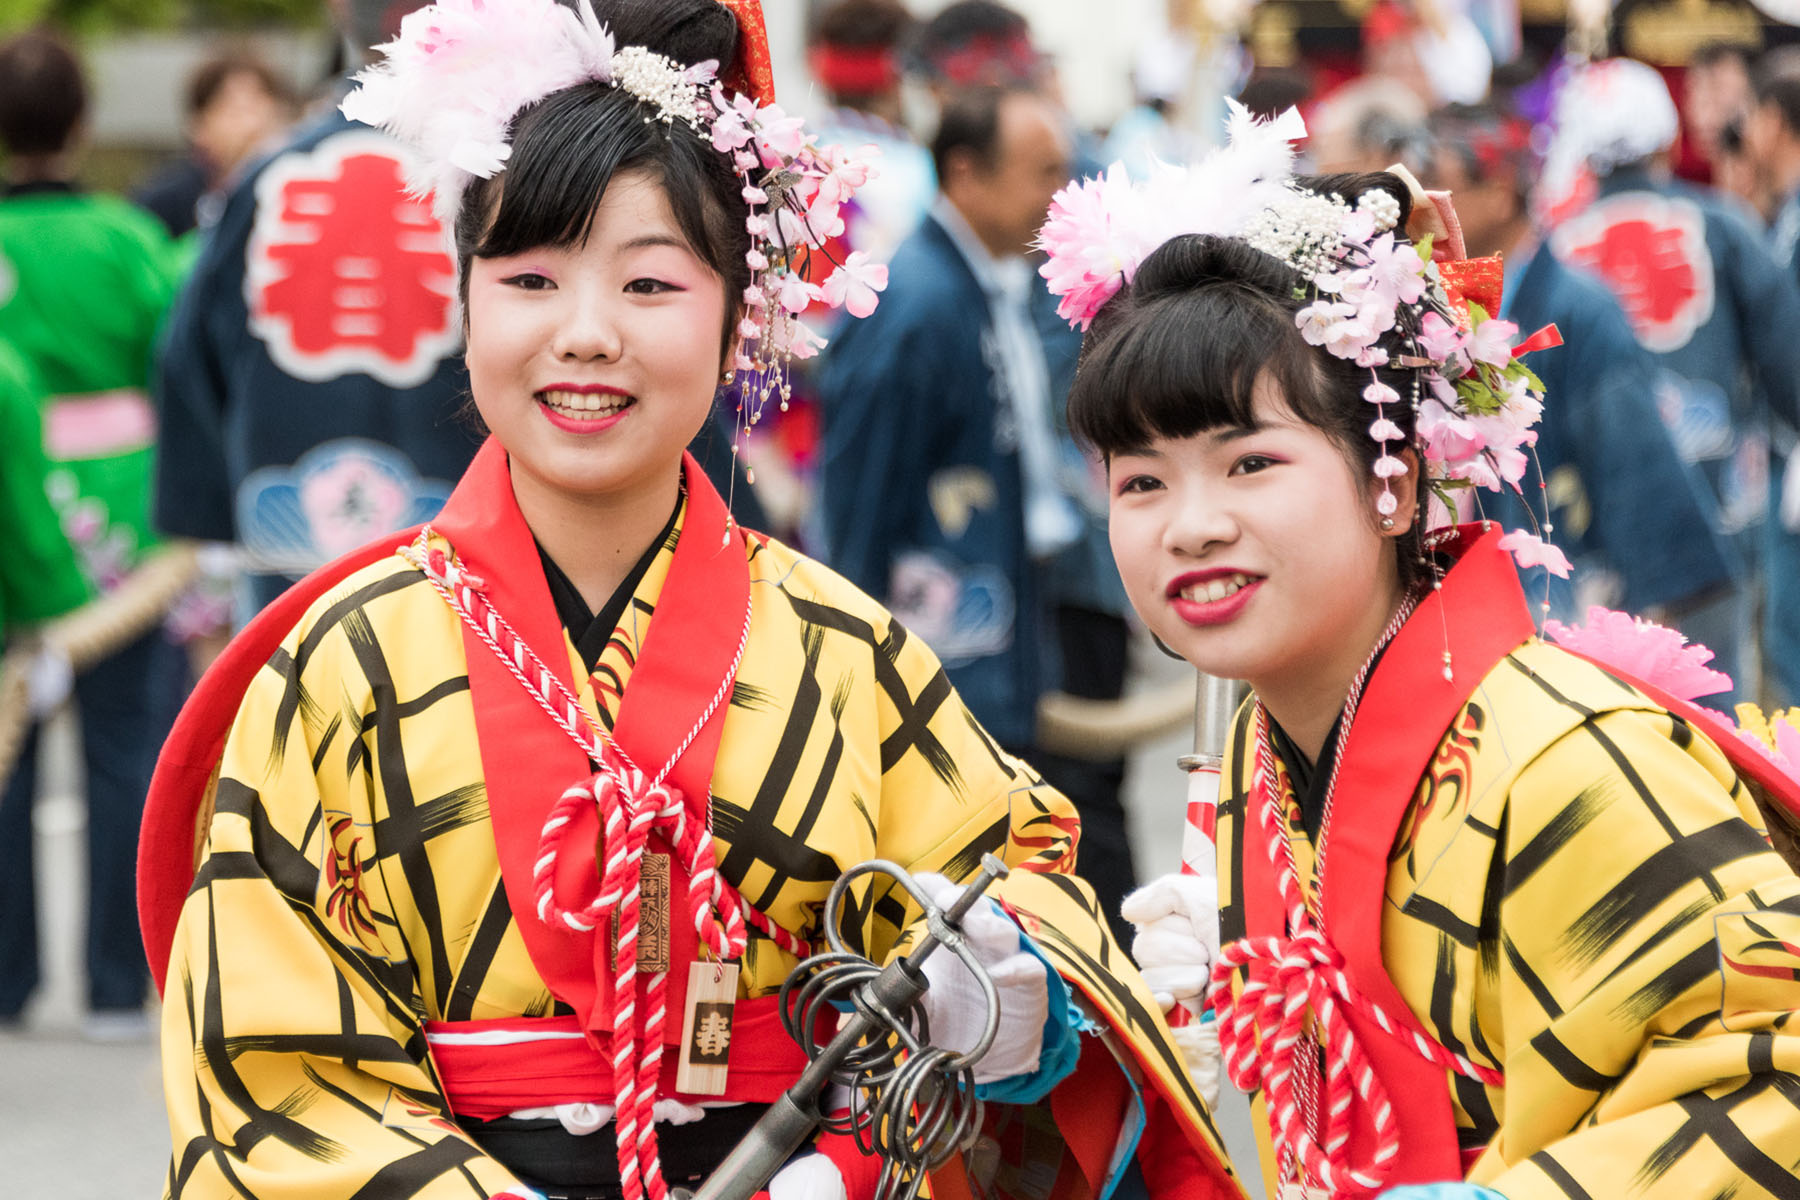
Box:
[637,852,670,974]
[676,960,739,1096]
[610,852,671,973]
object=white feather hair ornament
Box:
[1035,99,1307,329]
[340,0,621,226]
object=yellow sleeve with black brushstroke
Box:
[159,532,1115,1199]
[1216,642,1800,1199]
[1462,693,1800,1196]
[159,559,526,1200]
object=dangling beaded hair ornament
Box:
[341,0,887,504]
[1038,104,1565,1194]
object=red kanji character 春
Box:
[1553,193,1715,354]
[247,130,459,388]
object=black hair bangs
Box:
[456,80,751,360]
[470,84,720,262]
[1067,273,1322,458]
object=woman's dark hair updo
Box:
[454,0,752,365]
[1066,170,1432,585]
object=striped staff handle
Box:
[1169,671,1242,1029]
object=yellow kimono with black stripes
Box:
[1217,640,1800,1199]
[158,501,1230,1199]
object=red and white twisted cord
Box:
[1206,608,1503,1194]
[401,533,807,954]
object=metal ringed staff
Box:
[682,855,1010,1200]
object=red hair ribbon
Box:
[716,0,777,105]
[1513,324,1563,357]
[808,44,898,96]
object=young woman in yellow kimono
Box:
[137,3,1248,1199]
[1039,107,1800,1199]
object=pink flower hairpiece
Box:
[343,0,885,417]
[1038,99,1558,576]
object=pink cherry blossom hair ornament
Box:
[1037,100,1561,577]
[341,0,886,424]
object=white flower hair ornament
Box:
[1036,102,1565,575]
[342,0,886,413]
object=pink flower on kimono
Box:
[1497,530,1572,578]
[1544,605,1732,698]
[822,251,888,319]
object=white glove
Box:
[913,873,1048,1085]
[24,644,72,718]
[768,1151,846,1200]
[1120,873,1219,1016]
[1169,1017,1222,1110]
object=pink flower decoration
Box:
[1417,311,1464,360]
[822,251,889,319]
[775,271,820,314]
[1369,417,1404,441]
[1544,606,1733,699]
[1498,530,1573,578]
[1363,381,1400,405]
[816,143,877,206]
[1036,166,1144,330]
[1465,315,1518,367]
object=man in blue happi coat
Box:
[816,82,1138,933]
[1425,103,1739,692]
[1541,60,1800,699]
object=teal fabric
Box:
[971,930,1078,1105]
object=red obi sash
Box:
[1236,523,1534,1193]
[426,1000,810,1120]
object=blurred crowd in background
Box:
[3,0,1800,1039]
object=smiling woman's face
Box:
[464,168,730,505]
[1105,374,1410,697]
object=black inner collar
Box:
[1266,640,1394,841]
[537,496,682,673]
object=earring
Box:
[721,369,735,385]
[1380,516,1396,531]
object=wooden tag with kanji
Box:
[610,852,670,973]
[676,960,739,1095]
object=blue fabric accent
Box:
[1376,1186,1505,1199]
[973,932,1079,1105]
[1097,1066,1147,1200]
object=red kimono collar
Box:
[434,438,752,1034]
[1236,522,1534,1191]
